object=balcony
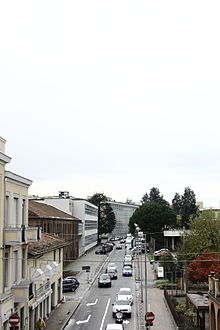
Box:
[0,293,14,323]
[11,280,31,303]
[4,226,40,245]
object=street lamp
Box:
[134,223,140,282]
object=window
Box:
[13,197,19,226]
[4,195,9,226]
[54,250,56,261]
[22,248,26,278]
[13,250,18,283]
[22,199,26,225]
[4,251,9,287]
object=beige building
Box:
[28,233,69,330]
[0,137,39,329]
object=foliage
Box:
[129,202,176,248]
[141,187,169,206]
[159,252,176,272]
[176,210,220,261]
[172,187,198,229]
[99,202,116,234]
[87,193,116,235]
[188,249,220,283]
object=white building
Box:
[107,201,139,236]
[31,192,98,256]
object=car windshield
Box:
[124,267,131,270]
[119,290,131,295]
[115,300,130,305]
[109,263,116,267]
[101,274,110,279]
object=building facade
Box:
[107,201,139,237]
[0,137,39,329]
[30,192,98,256]
[28,233,69,330]
[28,200,81,261]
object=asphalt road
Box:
[63,246,138,330]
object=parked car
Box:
[112,299,132,318]
[62,278,78,292]
[122,265,133,276]
[98,273,111,288]
[65,276,80,287]
[95,249,107,254]
[116,288,133,305]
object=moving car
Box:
[107,267,117,280]
[122,265,133,276]
[107,262,117,272]
[112,299,132,318]
[98,273,111,288]
[116,244,122,250]
[116,288,133,305]
[105,324,124,330]
[62,278,78,292]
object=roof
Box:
[28,200,80,221]
[28,233,70,256]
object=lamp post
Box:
[134,223,140,282]
[143,233,147,313]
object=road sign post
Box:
[9,314,20,326]
[145,311,155,328]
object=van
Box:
[105,324,124,330]
[107,267,117,279]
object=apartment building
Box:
[28,233,69,330]
[0,137,39,329]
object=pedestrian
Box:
[36,317,46,330]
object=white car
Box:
[112,299,131,318]
[116,288,133,305]
[107,262,117,272]
[106,324,124,330]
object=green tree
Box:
[172,193,182,214]
[129,202,176,249]
[180,187,198,228]
[141,187,169,206]
[177,210,220,261]
[87,193,116,237]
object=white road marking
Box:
[86,298,98,306]
[99,298,111,330]
[76,314,91,325]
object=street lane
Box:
[64,244,137,329]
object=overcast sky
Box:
[1,1,220,207]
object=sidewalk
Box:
[45,246,109,330]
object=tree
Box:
[129,202,176,249]
[141,187,169,206]
[99,202,116,234]
[172,187,198,228]
[188,249,220,283]
[176,210,220,261]
[87,193,116,237]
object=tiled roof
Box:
[28,200,80,221]
[28,233,70,256]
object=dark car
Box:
[95,249,107,254]
[62,278,78,292]
[98,274,111,288]
[65,276,80,288]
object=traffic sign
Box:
[9,314,20,326]
[145,311,155,323]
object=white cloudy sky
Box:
[1,1,220,207]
